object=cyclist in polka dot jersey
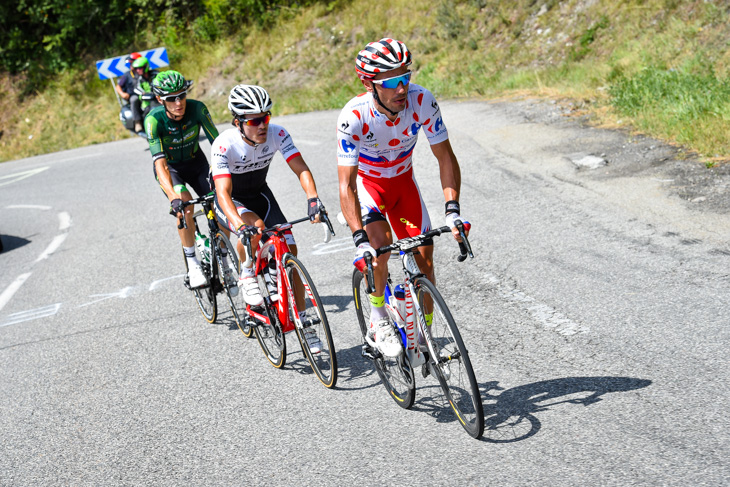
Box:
[337,38,470,358]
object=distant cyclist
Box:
[145,70,221,290]
[131,56,159,134]
[337,38,470,358]
[210,84,328,351]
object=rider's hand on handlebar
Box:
[445,200,471,242]
[169,198,184,218]
[307,197,326,223]
[352,229,377,272]
[353,243,377,272]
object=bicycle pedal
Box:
[361,344,381,361]
[421,363,430,379]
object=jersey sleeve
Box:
[271,125,301,162]
[197,102,219,143]
[414,88,449,145]
[145,113,165,162]
[336,107,362,167]
[210,133,231,181]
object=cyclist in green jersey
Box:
[145,70,221,289]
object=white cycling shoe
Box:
[370,318,402,358]
[303,327,322,354]
[238,274,263,307]
[188,263,207,289]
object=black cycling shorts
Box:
[214,184,295,245]
[153,150,212,198]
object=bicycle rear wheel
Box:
[414,277,484,439]
[353,269,415,409]
[285,255,337,388]
[183,246,217,323]
[253,296,287,368]
[215,231,252,337]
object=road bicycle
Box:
[237,215,338,388]
[178,194,248,332]
[353,222,485,438]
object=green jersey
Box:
[144,99,219,163]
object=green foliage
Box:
[0,0,326,93]
[570,15,609,61]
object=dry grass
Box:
[1,0,728,162]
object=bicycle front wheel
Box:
[254,298,287,368]
[353,269,415,409]
[183,246,217,323]
[414,277,484,439]
[215,231,252,337]
[285,255,337,388]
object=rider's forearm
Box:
[154,158,178,201]
[298,170,318,199]
[340,185,363,233]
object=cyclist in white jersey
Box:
[211,85,328,351]
[338,38,470,358]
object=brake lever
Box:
[364,253,375,294]
[456,221,474,262]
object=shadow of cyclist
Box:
[480,376,652,443]
[0,234,31,254]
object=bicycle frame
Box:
[241,216,334,332]
[244,229,297,333]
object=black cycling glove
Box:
[169,198,184,217]
[308,197,324,221]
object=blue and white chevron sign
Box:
[95,47,170,80]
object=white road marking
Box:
[311,237,353,255]
[149,274,186,291]
[0,303,61,327]
[0,273,33,312]
[58,212,72,231]
[0,167,49,188]
[5,205,52,210]
[53,152,103,164]
[485,273,589,335]
[35,233,68,262]
[78,287,133,307]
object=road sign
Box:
[95,47,170,80]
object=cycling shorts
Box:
[214,184,295,246]
[153,150,212,198]
[358,169,432,244]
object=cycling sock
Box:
[425,312,433,327]
[183,246,200,267]
[369,294,387,321]
[241,265,255,278]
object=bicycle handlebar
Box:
[237,212,336,268]
[362,221,473,293]
[175,194,216,230]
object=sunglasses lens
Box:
[244,114,270,126]
[163,92,186,102]
[379,72,411,89]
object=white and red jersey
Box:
[210,124,301,199]
[336,83,449,178]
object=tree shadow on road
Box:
[478,376,652,443]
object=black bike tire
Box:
[182,244,217,323]
[253,295,287,368]
[352,269,415,409]
[215,231,253,337]
[285,255,338,388]
[414,276,484,439]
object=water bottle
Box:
[393,284,406,322]
[195,231,211,264]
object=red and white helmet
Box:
[355,38,412,80]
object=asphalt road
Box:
[1,100,728,485]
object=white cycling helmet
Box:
[228,84,272,116]
[355,38,412,79]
